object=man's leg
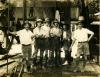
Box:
[72,57,80,72]
[22,45,29,72]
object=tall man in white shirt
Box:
[10,22,34,72]
[41,18,51,67]
[72,20,94,72]
[33,18,44,68]
[50,19,62,67]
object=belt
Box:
[22,44,31,46]
[78,41,88,43]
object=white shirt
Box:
[41,25,50,38]
[17,29,33,45]
[73,28,94,42]
[0,30,4,42]
[33,27,42,37]
[50,27,62,37]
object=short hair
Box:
[23,22,31,28]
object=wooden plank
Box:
[0,59,15,67]
[0,55,5,59]
[0,62,18,76]
[91,64,100,74]
[85,64,96,72]
[52,71,62,77]
[0,55,21,76]
[0,55,22,67]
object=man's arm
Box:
[70,39,76,48]
[8,31,17,35]
[87,29,94,41]
[88,32,94,41]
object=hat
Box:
[36,18,42,22]
[53,19,59,23]
[44,18,50,22]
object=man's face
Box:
[24,24,30,30]
[37,22,42,27]
[44,22,50,26]
[78,24,82,29]
[54,22,59,27]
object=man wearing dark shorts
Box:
[50,19,62,67]
[33,18,44,68]
[41,18,51,67]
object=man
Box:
[50,19,62,67]
[40,18,51,68]
[10,22,34,72]
[62,23,72,65]
[71,17,94,72]
[33,18,44,68]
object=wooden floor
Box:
[0,44,100,77]
[0,54,100,77]
[21,63,100,77]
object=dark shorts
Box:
[49,37,61,50]
[43,38,50,50]
[35,38,50,50]
[77,42,90,56]
[35,38,44,50]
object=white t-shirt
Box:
[73,28,94,42]
[0,30,4,42]
[41,25,50,38]
[33,27,42,37]
[17,29,33,45]
[50,27,62,37]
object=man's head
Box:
[36,18,42,27]
[77,16,84,29]
[77,22,83,29]
[24,23,31,30]
[53,19,59,27]
[44,18,50,26]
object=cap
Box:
[36,18,42,22]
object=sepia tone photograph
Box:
[0,0,100,77]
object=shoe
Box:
[62,61,68,65]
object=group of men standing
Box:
[9,16,94,73]
[10,18,63,72]
[32,18,62,68]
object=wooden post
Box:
[23,0,27,23]
[98,25,100,65]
